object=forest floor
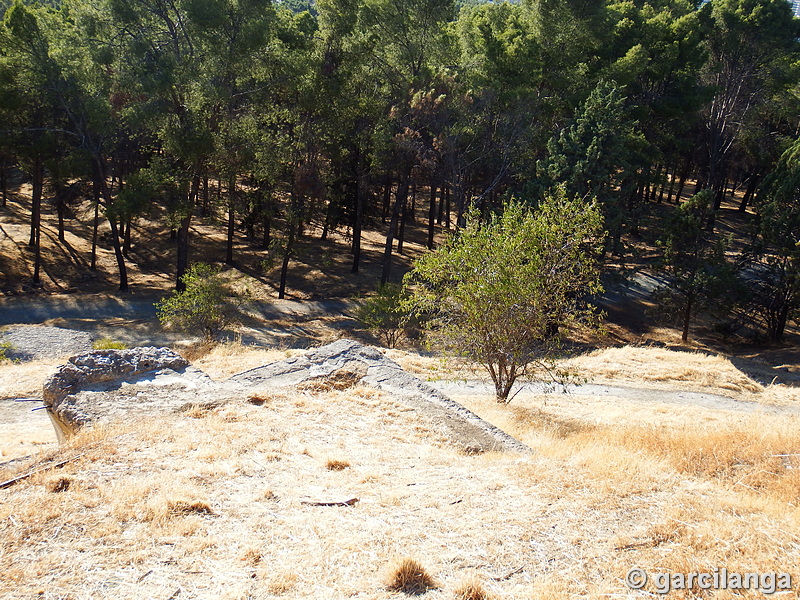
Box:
[2,173,799,354]
[3,170,800,379]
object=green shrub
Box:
[405,189,604,402]
[0,340,13,363]
[156,263,240,342]
[356,283,411,348]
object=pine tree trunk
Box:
[278,233,293,299]
[351,175,363,274]
[381,172,409,285]
[675,161,690,203]
[30,158,43,285]
[108,218,128,292]
[657,166,667,203]
[321,199,333,241]
[56,184,66,242]
[382,178,391,223]
[202,175,210,216]
[262,190,271,248]
[96,171,128,291]
[445,186,451,229]
[409,183,416,223]
[427,184,436,250]
[665,168,677,204]
[397,195,407,255]
[681,296,693,343]
[1,157,7,207]
[29,159,42,248]
[713,174,727,211]
[176,176,199,292]
[739,175,759,212]
[122,218,131,258]
[92,156,127,291]
[279,192,300,300]
[226,174,235,265]
[771,303,789,343]
[176,213,192,292]
[436,185,445,225]
[90,190,99,271]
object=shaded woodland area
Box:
[2,0,800,344]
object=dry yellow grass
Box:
[564,345,765,395]
[0,357,60,400]
[0,358,60,462]
[190,341,304,380]
[2,343,800,598]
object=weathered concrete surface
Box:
[41,340,529,454]
[43,347,190,404]
[42,347,226,441]
[231,339,530,454]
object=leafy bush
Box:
[0,340,14,363]
[356,283,411,348]
[405,189,604,402]
[156,263,240,341]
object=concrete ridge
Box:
[230,339,531,454]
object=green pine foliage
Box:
[1,0,800,343]
[538,81,645,255]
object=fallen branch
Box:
[491,566,524,581]
[0,455,84,490]
[300,497,359,507]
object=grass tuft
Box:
[386,558,437,595]
[248,394,270,406]
[453,579,494,600]
[325,459,351,471]
[45,476,72,493]
[241,547,262,566]
[92,338,127,350]
[167,500,214,516]
[266,571,298,594]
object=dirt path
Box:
[0,293,354,325]
[0,294,359,350]
[431,380,800,416]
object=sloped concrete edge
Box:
[230,339,531,454]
